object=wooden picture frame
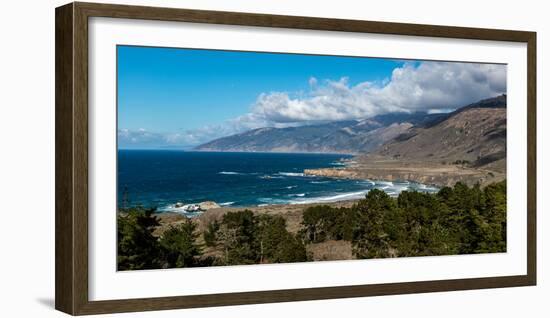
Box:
[55,2,536,315]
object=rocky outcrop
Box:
[304,168,361,179]
[198,201,221,210]
[304,158,505,188]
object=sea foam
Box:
[277,172,305,177]
[290,190,369,205]
[218,171,242,175]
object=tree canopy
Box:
[118,180,506,270]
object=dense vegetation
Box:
[117,181,506,270]
[208,211,308,265]
[117,209,308,270]
[117,208,203,270]
[301,180,506,258]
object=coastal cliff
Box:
[304,160,505,187]
[304,96,507,187]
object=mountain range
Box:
[196,95,506,164]
[196,112,452,154]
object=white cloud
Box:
[427,108,455,114]
[118,128,165,146]
[120,61,506,148]
[118,126,235,148]
[308,76,318,87]
[249,61,506,123]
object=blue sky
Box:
[117,45,506,149]
[118,46,403,132]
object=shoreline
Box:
[193,149,357,156]
[152,178,437,216]
[155,199,360,237]
[120,149,358,156]
[153,199,361,262]
[304,156,506,188]
[120,151,504,220]
[120,149,504,188]
[121,179,507,267]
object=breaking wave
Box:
[218,171,242,175]
[277,172,305,177]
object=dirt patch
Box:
[307,240,354,261]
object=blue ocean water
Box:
[117,150,438,213]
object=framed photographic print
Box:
[55,2,536,315]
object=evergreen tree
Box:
[300,205,335,243]
[217,210,259,265]
[116,181,507,269]
[257,215,308,263]
[397,191,455,256]
[159,220,202,268]
[117,208,162,270]
[476,181,507,253]
[203,220,219,247]
[352,189,396,258]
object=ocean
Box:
[117,150,438,214]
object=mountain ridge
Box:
[303,94,507,187]
[196,112,445,154]
[195,95,506,156]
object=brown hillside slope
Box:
[305,106,506,187]
[376,107,506,170]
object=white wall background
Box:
[0,0,547,316]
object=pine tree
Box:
[117,208,162,270]
[352,189,396,259]
[159,220,202,268]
